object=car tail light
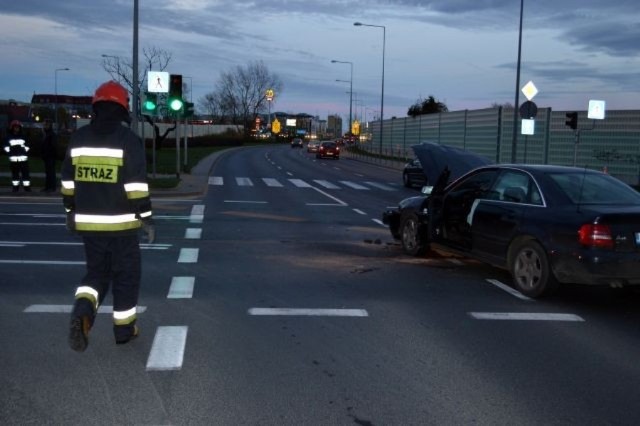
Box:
[578,224,614,249]
[336,146,340,151]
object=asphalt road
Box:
[2,144,640,425]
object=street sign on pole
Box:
[521,119,535,135]
[148,71,169,93]
[519,101,538,119]
[521,81,538,101]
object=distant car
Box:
[307,140,320,153]
[383,142,640,298]
[403,158,427,188]
[291,138,303,148]
[316,141,340,159]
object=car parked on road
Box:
[403,157,427,188]
[383,142,640,298]
[316,141,340,159]
[291,138,304,148]
[307,140,320,153]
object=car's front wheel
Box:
[400,212,427,256]
[509,240,559,298]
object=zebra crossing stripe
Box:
[146,326,188,371]
[313,180,340,189]
[364,181,395,191]
[262,178,283,187]
[208,176,223,185]
[236,177,253,186]
[289,179,312,188]
[340,181,369,190]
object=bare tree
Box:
[101,46,172,97]
[202,60,283,134]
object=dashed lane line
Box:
[178,248,199,263]
[469,312,585,321]
[168,277,195,299]
[146,326,189,371]
[248,308,369,317]
[24,305,148,314]
[486,279,533,301]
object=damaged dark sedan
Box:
[383,142,640,298]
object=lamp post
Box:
[54,67,70,131]
[511,0,524,163]
[331,60,353,139]
[354,21,385,155]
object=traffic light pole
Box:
[573,130,580,167]
[175,119,180,179]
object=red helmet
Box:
[9,120,21,129]
[93,80,129,111]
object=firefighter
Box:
[3,120,31,192]
[61,80,155,352]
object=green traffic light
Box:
[169,98,183,111]
[144,100,156,111]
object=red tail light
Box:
[578,224,614,249]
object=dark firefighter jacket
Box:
[60,105,152,235]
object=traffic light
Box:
[169,74,183,112]
[142,92,157,114]
[184,102,194,118]
[565,112,578,130]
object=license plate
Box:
[636,232,640,246]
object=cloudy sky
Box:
[1,0,639,120]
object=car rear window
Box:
[549,172,640,205]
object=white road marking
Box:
[168,277,195,299]
[364,181,395,191]
[185,228,202,239]
[353,209,366,215]
[486,279,533,301]
[190,204,205,224]
[178,248,199,263]
[0,260,85,265]
[313,180,340,189]
[223,200,268,204]
[372,219,385,226]
[146,326,189,371]
[0,222,64,226]
[310,187,348,206]
[469,312,585,321]
[289,179,312,188]
[208,176,223,185]
[446,258,464,265]
[236,177,253,186]
[247,308,369,317]
[286,172,293,176]
[340,181,369,190]
[24,305,147,314]
[262,178,283,187]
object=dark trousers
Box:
[43,157,56,190]
[10,161,30,188]
[76,234,141,341]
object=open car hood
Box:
[412,142,494,193]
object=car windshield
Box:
[549,172,640,205]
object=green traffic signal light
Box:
[143,92,157,112]
[169,98,184,111]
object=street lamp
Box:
[331,60,353,138]
[511,0,524,162]
[54,67,70,131]
[354,21,385,155]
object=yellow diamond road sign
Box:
[521,81,538,101]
